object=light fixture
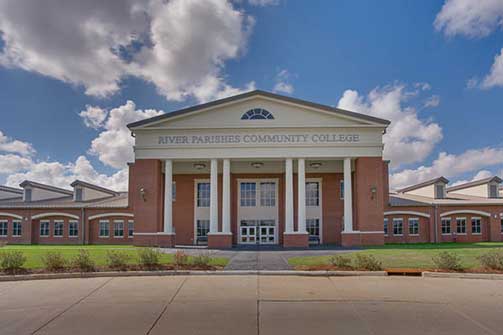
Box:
[251,162,264,168]
[193,162,206,170]
[139,187,147,202]
[309,162,322,169]
[370,186,377,199]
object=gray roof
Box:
[0,185,23,194]
[447,176,502,192]
[127,90,391,129]
[70,180,119,196]
[19,180,73,195]
[389,194,431,207]
[397,176,449,193]
[0,192,129,209]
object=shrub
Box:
[478,251,503,271]
[106,250,130,271]
[432,251,463,271]
[192,253,211,267]
[0,241,7,248]
[41,251,67,272]
[0,251,26,274]
[354,254,382,271]
[138,248,162,270]
[72,249,96,272]
[174,250,188,267]
[329,255,353,269]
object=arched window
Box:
[241,108,274,120]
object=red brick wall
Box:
[31,216,82,245]
[0,214,31,244]
[384,214,430,243]
[88,216,134,244]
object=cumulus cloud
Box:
[0,0,254,102]
[450,170,494,187]
[79,105,108,129]
[248,0,280,7]
[481,48,503,88]
[337,84,443,168]
[0,154,33,174]
[0,131,35,156]
[273,69,294,94]
[424,95,440,108]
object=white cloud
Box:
[450,170,493,187]
[390,147,503,189]
[481,48,503,88]
[248,0,280,7]
[0,131,35,156]
[79,105,108,129]
[273,69,294,94]
[434,0,503,38]
[0,154,33,174]
[424,95,440,108]
[337,84,443,168]
[0,0,254,102]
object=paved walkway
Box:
[1,275,502,334]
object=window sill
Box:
[472,233,482,235]
[11,235,22,237]
[53,236,63,238]
[114,236,124,239]
[69,236,79,238]
[99,236,109,238]
[441,233,452,236]
[393,234,404,236]
[456,233,467,235]
[409,234,420,236]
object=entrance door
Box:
[238,179,278,245]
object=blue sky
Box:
[0,0,502,190]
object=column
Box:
[297,158,306,233]
[163,159,173,234]
[285,158,294,233]
[222,159,231,234]
[209,158,219,233]
[343,158,353,232]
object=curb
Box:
[0,270,387,282]
[423,271,503,280]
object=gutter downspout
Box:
[433,204,438,243]
[81,207,85,245]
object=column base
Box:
[133,233,176,247]
[341,231,384,247]
[283,232,309,248]
[207,233,233,249]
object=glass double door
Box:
[240,220,276,244]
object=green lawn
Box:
[0,245,228,269]
[289,242,503,270]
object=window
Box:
[435,184,445,199]
[408,218,419,235]
[196,183,210,207]
[241,108,274,120]
[0,220,7,236]
[196,220,209,238]
[306,182,320,206]
[172,182,176,201]
[393,218,403,235]
[383,218,388,235]
[128,220,134,238]
[69,220,78,237]
[12,220,22,237]
[340,180,344,199]
[24,188,32,202]
[40,221,49,237]
[489,184,498,198]
[114,220,124,238]
[501,218,503,233]
[75,188,83,201]
[240,182,256,207]
[99,220,110,237]
[306,219,320,238]
[54,220,64,237]
[260,182,276,207]
[441,218,451,235]
[471,217,481,234]
[456,218,466,234]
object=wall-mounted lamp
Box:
[251,162,264,168]
[140,187,147,202]
[193,162,206,170]
[370,186,377,200]
[309,162,322,169]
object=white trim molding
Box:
[441,210,491,218]
[384,211,430,218]
[31,212,79,220]
[0,212,23,219]
[88,213,134,220]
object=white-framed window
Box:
[383,218,388,236]
[128,220,134,238]
[54,220,64,237]
[0,220,7,236]
[340,180,344,199]
[260,182,276,207]
[501,218,503,233]
[306,182,320,206]
[471,217,481,234]
[306,218,320,237]
[408,218,419,235]
[196,219,209,238]
[435,184,445,199]
[393,218,403,235]
[114,220,124,238]
[241,108,274,120]
[240,182,256,207]
[40,220,49,237]
[490,184,498,198]
[196,182,210,207]
[69,220,78,237]
[99,220,110,237]
[456,217,466,234]
[441,218,451,235]
[172,182,176,201]
[75,188,83,201]
[12,220,22,237]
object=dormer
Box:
[397,177,449,199]
[70,180,118,202]
[447,176,502,199]
[0,185,23,200]
[19,180,73,202]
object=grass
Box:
[0,245,228,269]
[288,242,503,270]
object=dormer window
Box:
[241,108,274,120]
[490,184,499,198]
[75,188,83,201]
[435,184,445,199]
[24,188,32,202]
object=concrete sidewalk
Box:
[1,275,502,334]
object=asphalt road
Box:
[0,275,502,334]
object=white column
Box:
[285,158,294,233]
[343,158,353,232]
[297,158,306,233]
[163,159,173,234]
[209,158,219,233]
[222,159,231,234]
